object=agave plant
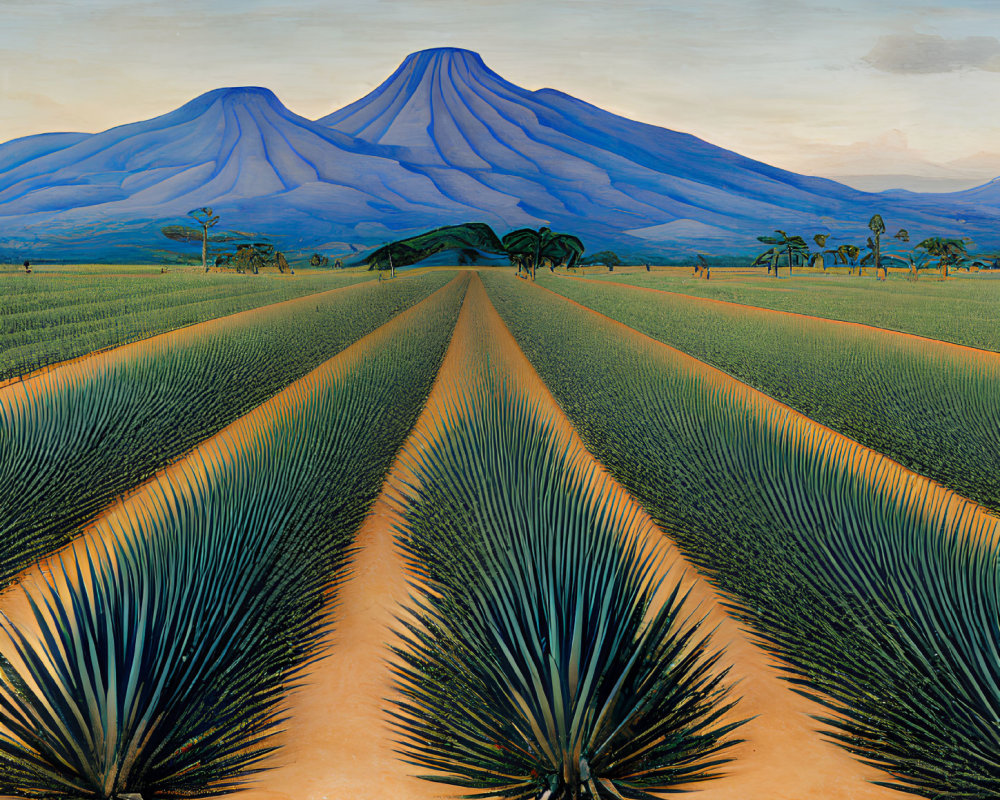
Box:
[0,432,337,798]
[478,272,1000,798]
[527,270,1000,515]
[392,371,742,800]
[0,277,467,799]
[0,272,455,592]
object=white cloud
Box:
[864,33,1000,73]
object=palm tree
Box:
[752,230,809,277]
[502,227,584,280]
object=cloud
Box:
[864,33,1000,74]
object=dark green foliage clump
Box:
[366,223,506,270]
[0,274,468,799]
[393,370,742,799]
[0,273,455,592]
[481,272,1000,799]
[581,251,622,267]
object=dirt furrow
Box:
[232,280,483,800]
[0,275,464,628]
[470,274,899,798]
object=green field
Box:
[572,266,1000,350]
[536,270,1000,513]
[1,265,999,800]
[0,267,372,381]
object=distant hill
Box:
[3,48,1000,260]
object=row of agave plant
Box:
[0,270,362,384]
[482,271,1000,799]
[0,277,465,798]
[752,214,992,276]
[0,273,452,592]
[536,273,1000,514]
[391,369,743,799]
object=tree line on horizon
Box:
[161,208,294,274]
[751,214,995,279]
[158,207,998,278]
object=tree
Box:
[232,242,273,275]
[832,244,861,274]
[916,237,969,279]
[883,248,933,278]
[583,250,622,269]
[809,234,829,270]
[189,208,220,272]
[365,223,506,272]
[275,252,291,274]
[867,214,886,276]
[309,253,330,267]
[502,227,584,280]
[752,230,809,277]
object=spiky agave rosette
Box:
[0,276,467,799]
[391,370,743,800]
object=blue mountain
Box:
[2,47,999,260]
[319,48,1000,252]
[0,85,490,259]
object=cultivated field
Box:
[575,265,1000,350]
[0,266,997,800]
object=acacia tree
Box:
[189,208,220,272]
[584,250,622,271]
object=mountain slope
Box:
[0,86,503,259]
[318,47,1000,252]
[3,48,1000,260]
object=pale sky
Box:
[3,0,1000,189]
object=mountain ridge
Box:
[2,47,999,260]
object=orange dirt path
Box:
[533,278,1000,550]
[0,277,375,393]
[560,273,1000,363]
[458,275,896,799]
[234,280,483,800]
